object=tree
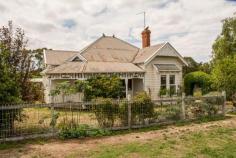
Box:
[183,57,200,76]
[0,44,20,103]
[183,57,212,76]
[212,56,236,100]
[198,62,212,74]
[211,15,236,100]
[212,16,236,63]
[184,71,212,96]
[0,21,33,101]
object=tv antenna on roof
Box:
[137,11,146,28]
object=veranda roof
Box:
[46,61,144,74]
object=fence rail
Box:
[0,93,228,142]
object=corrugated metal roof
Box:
[133,43,165,63]
[45,50,78,65]
[81,36,139,63]
[46,62,86,74]
[46,61,144,74]
[154,64,180,72]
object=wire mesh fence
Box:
[0,93,226,142]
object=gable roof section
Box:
[46,61,144,74]
[133,43,165,63]
[68,53,87,62]
[80,36,139,63]
[44,50,78,65]
[133,42,188,66]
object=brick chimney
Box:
[141,26,151,48]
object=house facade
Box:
[42,27,187,103]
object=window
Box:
[160,75,167,90]
[169,75,176,95]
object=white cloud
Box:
[0,0,235,62]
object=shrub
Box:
[188,97,223,118]
[93,98,119,128]
[59,124,111,139]
[184,71,212,96]
[92,92,155,127]
[83,75,125,100]
[164,105,181,120]
[131,92,155,125]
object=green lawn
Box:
[68,127,236,158]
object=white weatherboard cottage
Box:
[42,27,188,103]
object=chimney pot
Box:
[141,26,151,48]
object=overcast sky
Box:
[0,0,235,62]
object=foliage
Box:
[0,21,31,132]
[212,55,236,100]
[164,105,181,120]
[186,96,223,118]
[131,92,155,124]
[82,75,125,100]
[159,88,178,97]
[0,45,21,103]
[50,81,76,103]
[93,98,119,128]
[92,92,154,128]
[184,71,212,96]
[0,21,34,101]
[183,57,212,76]
[25,82,44,102]
[59,124,111,139]
[183,57,200,76]
[211,15,236,100]
[212,16,236,63]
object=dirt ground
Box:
[1,115,236,158]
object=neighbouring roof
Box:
[44,50,78,65]
[133,43,165,63]
[154,64,180,72]
[46,61,144,74]
[80,36,139,63]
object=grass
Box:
[0,115,235,158]
[67,127,236,158]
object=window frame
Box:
[169,75,176,96]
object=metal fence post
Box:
[128,101,131,129]
[51,97,55,137]
[222,91,226,115]
[181,92,186,120]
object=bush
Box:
[83,75,125,100]
[187,97,223,118]
[92,92,155,127]
[93,98,119,128]
[164,105,181,120]
[131,92,155,125]
[184,71,212,96]
[59,124,111,139]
